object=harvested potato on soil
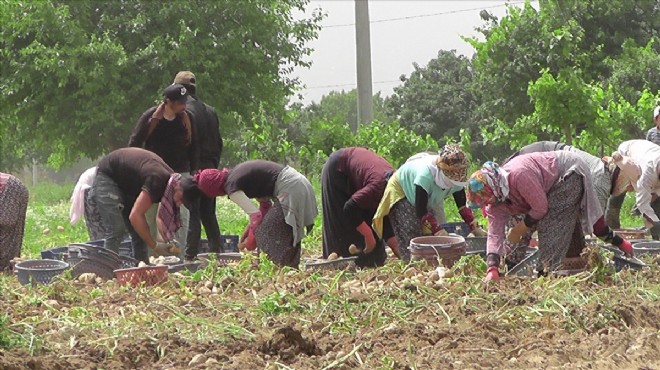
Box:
[77,273,98,284]
[328,252,339,260]
[348,244,361,255]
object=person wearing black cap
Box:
[128,84,199,256]
[173,71,225,259]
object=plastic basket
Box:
[409,235,467,268]
[614,229,647,240]
[613,255,646,272]
[115,265,168,287]
[632,241,660,257]
[464,237,487,253]
[197,252,248,266]
[304,256,358,270]
[40,246,69,260]
[64,246,121,280]
[440,222,471,237]
[84,239,133,257]
[15,259,69,286]
[168,262,204,273]
[199,235,240,254]
[120,255,138,269]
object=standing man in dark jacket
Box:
[128,84,199,255]
[173,71,224,259]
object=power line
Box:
[323,1,527,28]
[305,79,401,90]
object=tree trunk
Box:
[564,125,572,145]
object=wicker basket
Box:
[115,265,168,286]
[15,259,69,286]
[304,256,358,270]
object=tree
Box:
[0,0,323,169]
[387,50,478,141]
[468,0,660,158]
[468,0,659,130]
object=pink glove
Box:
[420,212,443,235]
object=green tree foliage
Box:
[0,0,323,169]
[387,50,478,140]
[467,0,660,158]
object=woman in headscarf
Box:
[321,147,394,267]
[499,141,632,268]
[0,173,29,271]
[373,144,486,262]
[70,167,107,241]
[611,139,660,239]
[193,160,318,268]
[466,151,633,282]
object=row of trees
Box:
[1,0,659,172]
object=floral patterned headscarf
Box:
[466,162,509,209]
[436,144,469,183]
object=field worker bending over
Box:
[0,173,29,271]
[612,139,660,240]
[466,152,633,283]
[89,148,198,263]
[499,141,631,269]
[321,147,394,268]
[373,144,486,262]
[191,160,318,268]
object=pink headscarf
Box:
[194,168,230,197]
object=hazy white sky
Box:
[291,0,537,104]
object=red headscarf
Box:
[194,168,230,197]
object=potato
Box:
[42,228,50,235]
[138,261,148,268]
[328,252,339,261]
[348,244,361,255]
[56,225,65,232]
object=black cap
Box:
[163,84,189,103]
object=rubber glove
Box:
[356,222,376,253]
[618,239,633,257]
[484,253,500,283]
[421,212,443,235]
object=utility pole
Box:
[354,0,373,132]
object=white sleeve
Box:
[636,162,660,223]
[228,191,259,215]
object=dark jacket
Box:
[128,103,199,173]
[186,95,223,169]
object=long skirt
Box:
[255,200,301,268]
[84,188,107,241]
[536,173,586,272]
[389,199,422,263]
[0,176,29,271]
[321,151,388,268]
